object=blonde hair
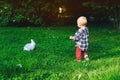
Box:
[77,16,87,26]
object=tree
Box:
[82,0,120,29]
[0,0,60,26]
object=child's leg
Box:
[82,51,89,61]
[76,47,82,61]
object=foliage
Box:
[0,26,120,80]
[0,0,59,26]
[82,0,120,29]
[0,0,119,26]
[0,2,12,26]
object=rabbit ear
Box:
[31,39,33,41]
[31,39,35,43]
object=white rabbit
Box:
[23,39,36,51]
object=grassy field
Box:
[0,26,120,80]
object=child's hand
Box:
[69,36,75,40]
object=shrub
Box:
[0,2,12,26]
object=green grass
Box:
[0,26,120,80]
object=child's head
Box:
[77,16,87,27]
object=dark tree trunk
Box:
[113,6,120,30]
[118,6,120,30]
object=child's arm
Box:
[69,36,75,40]
[74,29,82,41]
[69,29,82,41]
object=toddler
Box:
[69,16,89,62]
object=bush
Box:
[0,2,12,26]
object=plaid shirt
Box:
[74,27,89,51]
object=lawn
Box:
[0,26,120,80]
